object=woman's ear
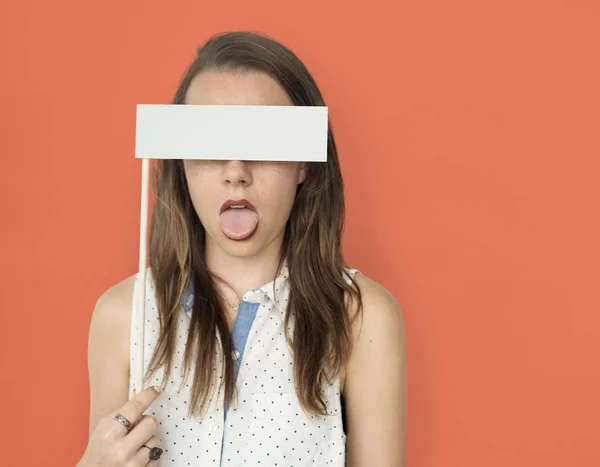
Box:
[297,162,308,184]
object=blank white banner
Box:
[135,104,328,162]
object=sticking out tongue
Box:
[219,207,259,240]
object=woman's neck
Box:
[204,236,283,297]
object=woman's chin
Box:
[212,230,266,258]
[204,225,284,260]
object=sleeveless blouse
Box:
[129,262,359,466]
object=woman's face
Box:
[182,69,307,259]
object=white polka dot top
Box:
[129,261,359,466]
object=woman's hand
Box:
[78,386,163,466]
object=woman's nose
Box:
[223,160,252,186]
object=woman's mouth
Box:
[219,199,259,241]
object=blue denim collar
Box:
[181,259,289,315]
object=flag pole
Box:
[132,104,328,397]
[136,157,150,394]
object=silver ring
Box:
[142,444,163,461]
[112,413,132,431]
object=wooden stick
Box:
[136,157,150,393]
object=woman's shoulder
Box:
[89,272,138,344]
[347,270,404,342]
[340,270,405,395]
[96,272,138,313]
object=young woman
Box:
[77,31,406,467]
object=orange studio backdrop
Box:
[0,1,599,466]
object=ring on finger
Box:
[142,444,163,461]
[112,413,132,432]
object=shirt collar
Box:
[181,259,289,316]
[257,259,289,307]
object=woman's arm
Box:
[87,275,135,437]
[343,273,407,467]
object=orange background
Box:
[1,1,599,466]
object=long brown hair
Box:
[145,31,362,417]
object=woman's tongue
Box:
[219,207,259,240]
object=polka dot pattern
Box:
[129,263,359,466]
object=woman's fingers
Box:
[125,415,160,452]
[77,387,163,467]
[108,386,161,436]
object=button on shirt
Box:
[129,262,358,466]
